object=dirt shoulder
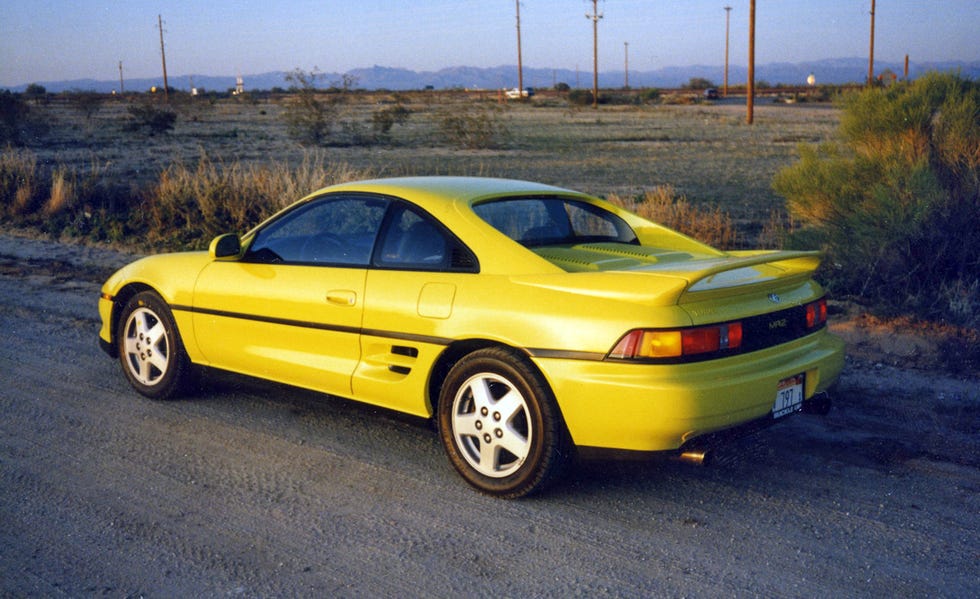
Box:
[1,228,977,597]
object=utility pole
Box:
[867,0,876,86]
[724,6,732,97]
[158,14,169,102]
[586,0,603,109]
[515,0,524,99]
[624,42,629,89]
[118,61,124,94]
[747,0,755,124]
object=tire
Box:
[437,347,569,498]
[117,291,191,400]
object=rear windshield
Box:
[473,197,638,247]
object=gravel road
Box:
[1,233,977,597]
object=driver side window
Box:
[246,195,388,265]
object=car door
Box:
[191,194,388,398]
[354,203,479,416]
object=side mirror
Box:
[209,233,241,259]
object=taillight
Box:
[805,298,827,329]
[610,322,743,360]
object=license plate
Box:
[773,374,805,418]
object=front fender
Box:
[99,251,213,358]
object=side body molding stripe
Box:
[170,304,609,362]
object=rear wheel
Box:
[117,291,190,400]
[438,347,569,498]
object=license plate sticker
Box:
[773,374,805,418]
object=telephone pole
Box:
[624,42,629,89]
[158,14,169,101]
[724,6,732,97]
[586,0,603,108]
[746,0,755,124]
[867,0,876,86]
[118,61,124,94]
[515,0,524,99]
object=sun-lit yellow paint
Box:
[99,177,846,454]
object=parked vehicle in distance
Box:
[98,177,844,498]
[505,87,534,99]
[704,88,720,100]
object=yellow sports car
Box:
[99,177,844,497]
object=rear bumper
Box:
[536,329,845,453]
[577,389,834,461]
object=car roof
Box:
[311,176,582,206]
[295,177,593,275]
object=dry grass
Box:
[0,146,38,217]
[2,94,840,248]
[607,186,739,249]
[145,151,373,246]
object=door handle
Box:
[326,290,357,306]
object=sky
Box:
[2,0,978,87]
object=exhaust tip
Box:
[803,391,833,415]
[678,449,712,467]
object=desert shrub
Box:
[567,89,595,107]
[758,208,795,250]
[124,102,177,135]
[0,146,124,240]
[0,146,40,216]
[639,88,661,104]
[40,161,125,241]
[608,186,738,249]
[23,84,47,101]
[282,68,338,146]
[773,71,979,327]
[66,91,106,121]
[1,92,28,144]
[143,151,371,248]
[371,104,411,136]
[683,77,716,90]
[438,104,508,149]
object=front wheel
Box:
[117,291,191,400]
[437,347,569,498]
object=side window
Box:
[474,197,637,246]
[245,195,387,265]
[566,202,637,243]
[474,198,565,245]
[376,205,454,270]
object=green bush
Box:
[773,72,979,327]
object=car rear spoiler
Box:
[652,250,824,294]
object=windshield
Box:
[473,197,638,247]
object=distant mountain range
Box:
[5,57,978,94]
